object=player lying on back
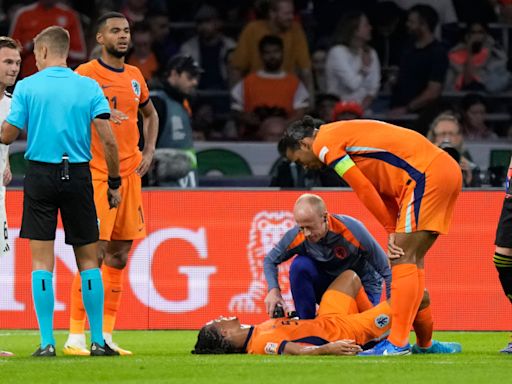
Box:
[193,270,392,355]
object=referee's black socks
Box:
[493,252,512,303]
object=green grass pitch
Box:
[0,330,510,383]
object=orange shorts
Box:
[396,151,462,234]
[93,172,146,241]
[317,290,392,346]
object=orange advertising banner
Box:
[0,190,510,331]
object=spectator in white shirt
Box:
[325,11,381,111]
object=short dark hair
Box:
[96,12,127,32]
[191,324,243,354]
[165,54,203,77]
[409,4,439,32]
[0,36,21,51]
[461,93,487,112]
[258,35,283,53]
[280,115,324,153]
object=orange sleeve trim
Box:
[328,215,362,249]
[287,232,306,250]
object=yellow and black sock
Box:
[493,252,512,303]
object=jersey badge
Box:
[131,79,141,97]
[375,314,390,328]
[334,246,347,260]
[264,342,279,354]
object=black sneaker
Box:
[32,344,56,357]
[90,341,120,356]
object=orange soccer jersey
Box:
[246,290,391,354]
[75,59,149,179]
[312,120,462,233]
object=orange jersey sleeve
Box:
[76,59,149,178]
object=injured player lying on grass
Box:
[192,270,461,356]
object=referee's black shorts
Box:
[496,193,512,248]
[20,161,99,246]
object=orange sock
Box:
[69,272,86,334]
[412,269,432,347]
[388,264,420,347]
[413,305,434,348]
[355,287,373,312]
[102,264,124,334]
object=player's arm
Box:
[136,99,159,177]
[263,228,303,316]
[93,116,121,209]
[282,340,362,355]
[0,122,21,145]
[342,215,392,299]
[332,155,396,232]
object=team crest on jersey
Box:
[375,314,390,328]
[334,246,347,260]
[264,342,279,354]
[131,80,141,97]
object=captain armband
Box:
[333,155,356,177]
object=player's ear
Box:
[96,32,103,45]
[298,138,309,150]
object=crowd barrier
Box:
[0,189,510,331]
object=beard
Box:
[105,45,127,59]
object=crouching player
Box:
[493,157,512,354]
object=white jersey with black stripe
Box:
[0,91,11,254]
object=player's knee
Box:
[418,289,430,310]
[105,252,128,269]
[290,255,316,280]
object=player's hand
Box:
[264,288,288,318]
[323,340,362,355]
[110,109,129,125]
[387,233,404,260]
[3,165,11,186]
[107,187,121,209]
[136,147,155,177]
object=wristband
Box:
[108,176,121,190]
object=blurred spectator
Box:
[311,47,327,93]
[231,35,309,137]
[270,137,348,188]
[325,11,380,111]
[460,93,498,140]
[427,112,482,187]
[332,101,364,121]
[496,0,512,23]
[313,93,340,122]
[257,115,287,141]
[369,1,406,92]
[121,0,148,23]
[127,22,159,81]
[382,0,458,25]
[389,4,448,116]
[445,21,510,93]
[150,55,203,187]
[9,0,86,78]
[229,0,314,101]
[147,12,179,69]
[180,4,236,91]
[452,0,497,24]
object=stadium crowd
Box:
[0,0,511,187]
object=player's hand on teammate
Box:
[387,233,405,260]
[323,340,362,355]
[264,288,288,318]
[107,187,122,209]
[110,109,128,125]
[136,147,155,177]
